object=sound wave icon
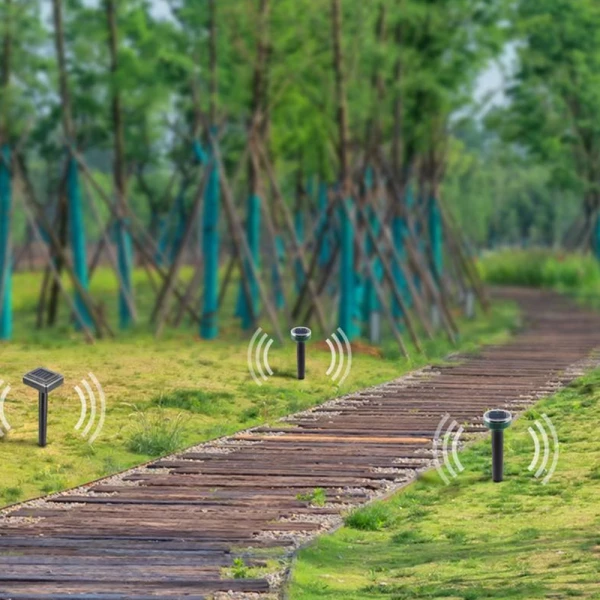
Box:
[0,381,11,437]
[433,414,465,485]
[74,372,106,444]
[325,327,352,385]
[247,328,274,386]
[528,414,559,485]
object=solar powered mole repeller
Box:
[483,409,512,482]
[290,326,311,380]
[23,368,64,447]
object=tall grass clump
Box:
[127,409,186,457]
[344,502,396,531]
[478,249,600,291]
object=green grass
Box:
[287,371,600,599]
[478,248,600,291]
[0,267,517,508]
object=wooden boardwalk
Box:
[1,288,600,599]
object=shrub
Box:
[478,249,600,291]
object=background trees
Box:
[0,0,597,259]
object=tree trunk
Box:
[331,0,350,195]
[105,0,135,329]
[238,0,270,329]
[52,0,92,329]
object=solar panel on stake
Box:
[23,368,64,447]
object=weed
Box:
[231,558,251,579]
[296,488,327,506]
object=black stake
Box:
[23,368,64,447]
[483,409,512,483]
[290,327,311,380]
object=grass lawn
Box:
[287,371,600,599]
[0,267,518,508]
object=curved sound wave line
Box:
[248,328,264,386]
[74,386,87,431]
[332,333,345,382]
[264,338,274,376]
[325,339,336,376]
[542,414,559,485]
[336,327,352,385]
[82,379,97,438]
[442,421,458,478]
[88,373,106,445]
[535,419,549,478]
[452,424,465,473]
[255,333,269,381]
[0,384,11,435]
[433,413,451,485]
[528,426,540,472]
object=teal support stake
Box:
[272,235,285,309]
[339,198,355,338]
[595,214,600,262]
[237,194,261,329]
[428,195,443,281]
[294,209,304,292]
[201,158,220,339]
[67,156,92,329]
[364,205,381,320]
[362,167,379,323]
[116,218,134,329]
[0,144,12,340]
[317,182,330,267]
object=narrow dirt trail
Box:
[1,288,600,600]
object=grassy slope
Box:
[0,268,517,507]
[288,371,600,600]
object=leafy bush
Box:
[478,249,600,290]
[127,410,185,456]
[344,502,396,531]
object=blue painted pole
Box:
[115,218,133,329]
[67,156,92,329]
[0,144,12,340]
[594,213,600,263]
[428,195,443,281]
[237,193,261,329]
[317,181,330,267]
[339,197,355,338]
[201,154,220,339]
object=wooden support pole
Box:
[70,146,202,326]
[152,165,209,337]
